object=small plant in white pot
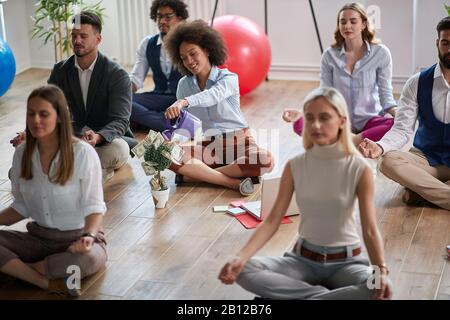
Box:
[143,143,173,209]
[133,130,184,209]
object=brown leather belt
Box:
[293,243,361,263]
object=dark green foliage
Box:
[144,144,172,172]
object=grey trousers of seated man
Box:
[236,242,378,300]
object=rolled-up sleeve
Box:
[378,74,419,153]
[184,73,239,108]
[376,46,397,110]
[130,37,150,90]
[10,147,29,218]
[320,51,333,87]
[80,146,107,217]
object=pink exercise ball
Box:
[213,15,271,96]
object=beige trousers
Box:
[95,138,129,171]
[380,148,450,210]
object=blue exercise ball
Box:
[0,38,16,97]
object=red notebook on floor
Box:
[235,213,292,229]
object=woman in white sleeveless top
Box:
[219,87,392,300]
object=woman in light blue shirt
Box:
[284,2,397,145]
[164,20,274,196]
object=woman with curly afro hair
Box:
[164,20,274,196]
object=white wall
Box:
[224,0,418,91]
[3,0,31,73]
[23,0,119,69]
[414,0,448,70]
[4,0,449,92]
[26,0,54,69]
[25,0,116,69]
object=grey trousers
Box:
[237,238,376,300]
[0,222,107,280]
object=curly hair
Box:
[150,0,189,21]
[332,2,379,48]
[165,20,227,75]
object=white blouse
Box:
[10,140,106,231]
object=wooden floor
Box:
[0,69,449,300]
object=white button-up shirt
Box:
[378,62,450,153]
[74,55,98,108]
[10,141,106,231]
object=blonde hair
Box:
[332,2,380,49]
[21,85,75,185]
[302,87,358,156]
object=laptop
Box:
[240,175,300,221]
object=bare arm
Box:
[132,82,138,94]
[357,166,392,299]
[83,213,103,235]
[384,106,397,117]
[0,207,26,226]
[68,213,104,254]
[219,164,295,284]
[357,167,385,267]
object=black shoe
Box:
[250,176,261,184]
[402,189,428,206]
[175,174,184,185]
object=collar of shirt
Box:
[157,33,170,53]
[191,65,220,89]
[434,62,450,89]
[74,54,98,72]
[157,33,163,46]
[157,33,172,71]
[339,40,372,57]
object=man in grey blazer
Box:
[48,11,133,183]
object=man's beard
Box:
[74,48,93,58]
[439,51,450,69]
[159,24,168,36]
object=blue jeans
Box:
[131,91,177,132]
[237,238,376,300]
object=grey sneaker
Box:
[239,177,254,196]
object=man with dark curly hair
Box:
[130,0,189,132]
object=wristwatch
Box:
[378,263,390,275]
[82,232,97,239]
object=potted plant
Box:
[31,0,105,63]
[133,130,183,208]
[144,143,173,208]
